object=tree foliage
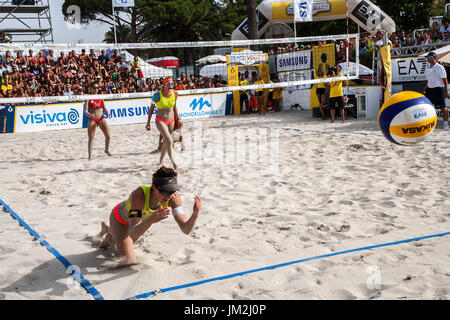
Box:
[62,0,441,44]
[372,0,436,31]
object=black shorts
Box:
[255,91,264,97]
[329,96,344,110]
[316,88,326,95]
[425,87,446,109]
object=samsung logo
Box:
[109,106,151,118]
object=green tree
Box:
[371,0,436,31]
[104,24,132,43]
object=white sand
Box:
[0,110,449,300]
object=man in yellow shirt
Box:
[254,75,266,115]
[328,66,345,123]
[239,73,250,114]
[316,68,327,120]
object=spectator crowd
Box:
[0,47,228,99]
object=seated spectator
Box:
[47,50,58,66]
[440,18,450,41]
[111,50,121,63]
[431,30,442,44]
[117,57,128,71]
[175,78,186,90]
[0,31,11,43]
[422,30,432,47]
[216,74,227,87]
[98,50,109,63]
[37,51,46,65]
[89,49,97,62]
[29,62,42,77]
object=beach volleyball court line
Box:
[126,231,450,300]
[0,198,104,300]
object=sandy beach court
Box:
[0,111,449,300]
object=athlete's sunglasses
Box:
[165,82,174,86]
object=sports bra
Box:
[89,99,103,110]
[126,185,169,221]
[153,90,176,109]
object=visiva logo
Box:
[20,108,80,125]
[190,97,211,111]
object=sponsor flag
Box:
[294,0,313,22]
[380,45,392,102]
[112,0,135,8]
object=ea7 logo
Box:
[190,97,211,111]
[402,122,435,134]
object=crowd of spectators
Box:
[0,47,228,99]
[268,18,450,62]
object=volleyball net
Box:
[0,33,360,105]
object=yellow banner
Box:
[272,0,347,21]
[313,44,335,78]
[380,45,392,102]
[311,44,335,108]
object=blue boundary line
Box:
[0,198,104,300]
[126,231,450,300]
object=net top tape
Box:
[0,34,359,50]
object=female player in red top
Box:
[84,85,112,160]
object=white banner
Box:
[278,69,312,89]
[294,0,313,22]
[14,103,84,133]
[276,50,312,72]
[392,57,428,82]
[112,0,135,8]
[104,93,227,127]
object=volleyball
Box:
[378,91,437,145]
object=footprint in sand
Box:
[174,248,194,265]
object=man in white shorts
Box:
[424,52,449,129]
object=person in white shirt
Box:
[424,52,449,129]
[439,18,450,41]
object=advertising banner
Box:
[380,45,392,101]
[7,93,229,133]
[277,50,312,72]
[13,102,84,133]
[392,57,428,82]
[103,93,228,126]
[312,44,335,76]
[293,0,313,22]
[278,69,313,89]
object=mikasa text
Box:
[402,121,435,134]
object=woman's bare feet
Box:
[98,221,109,237]
[98,233,113,249]
[105,150,112,156]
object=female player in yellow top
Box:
[98,166,202,265]
[145,77,181,170]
